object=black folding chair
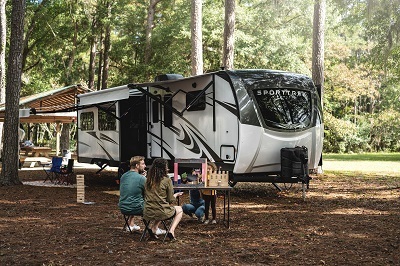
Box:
[122,213,143,234]
[58,159,75,185]
[140,215,175,242]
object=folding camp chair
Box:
[122,213,143,234]
[43,157,63,183]
[140,215,175,242]
[58,159,75,185]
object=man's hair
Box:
[130,156,145,169]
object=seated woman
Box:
[182,174,205,222]
[143,158,183,241]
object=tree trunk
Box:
[101,2,111,90]
[97,31,103,91]
[0,0,6,158]
[223,0,235,70]
[144,0,162,66]
[0,0,26,186]
[88,19,97,91]
[191,0,203,75]
[0,0,5,103]
[65,19,78,85]
[60,123,70,152]
[312,0,326,105]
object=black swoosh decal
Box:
[178,126,192,146]
[187,127,222,162]
[153,140,175,160]
[78,141,90,147]
[100,133,118,145]
[147,131,172,148]
[97,142,115,161]
[187,133,200,154]
[86,131,100,141]
[214,99,238,117]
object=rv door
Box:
[149,95,162,157]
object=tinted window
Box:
[80,112,94,131]
[186,91,206,111]
[99,109,116,131]
[253,89,311,130]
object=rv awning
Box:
[0,84,92,123]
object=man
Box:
[118,156,147,231]
[118,156,166,235]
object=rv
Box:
[76,69,323,184]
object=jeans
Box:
[182,203,205,219]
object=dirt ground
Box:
[0,166,399,266]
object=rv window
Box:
[253,89,311,130]
[80,112,94,131]
[98,109,116,131]
[186,91,206,111]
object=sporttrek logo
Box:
[255,89,306,97]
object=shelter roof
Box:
[0,84,92,123]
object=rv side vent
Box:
[154,74,184,81]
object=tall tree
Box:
[0,0,5,103]
[191,0,203,75]
[223,0,235,70]
[88,16,98,91]
[101,1,112,90]
[145,0,162,66]
[0,0,6,156]
[0,0,26,186]
[312,0,326,102]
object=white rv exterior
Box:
[77,69,323,183]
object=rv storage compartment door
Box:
[220,145,235,162]
[280,146,308,182]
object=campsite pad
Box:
[0,167,399,265]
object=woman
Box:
[202,162,218,224]
[143,158,183,240]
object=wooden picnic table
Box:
[21,146,52,157]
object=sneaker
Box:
[204,219,210,225]
[126,224,140,231]
[211,220,217,224]
[155,228,166,235]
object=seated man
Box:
[182,176,205,223]
[118,156,166,235]
[118,156,147,232]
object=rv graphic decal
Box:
[100,133,118,145]
[77,141,90,147]
[187,126,222,162]
[148,131,172,148]
[152,140,176,160]
[179,126,201,154]
[213,99,238,117]
[177,126,192,146]
[86,131,101,141]
[98,142,115,161]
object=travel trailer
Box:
[76,69,323,184]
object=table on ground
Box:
[173,183,232,228]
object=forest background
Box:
[1,0,400,154]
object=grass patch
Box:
[323,152,400,162]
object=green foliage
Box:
[323,112,370,153]
[369,110,400,152]
[324,152,400,162]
